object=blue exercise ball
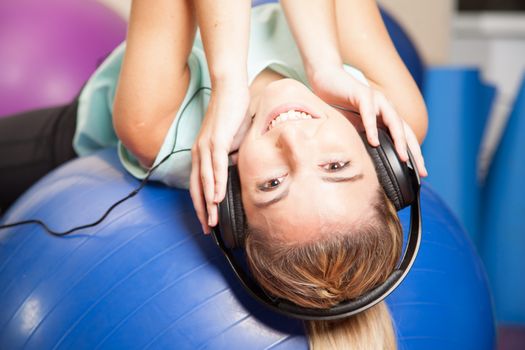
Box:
[0,148,496,349]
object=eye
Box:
[258,175,286,191]
[321,161,350,172]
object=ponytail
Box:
[307,302,396,350]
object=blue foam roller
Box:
[251,0,425,90]
[422,68,496,244]
[0,148,495,349]
[481,75,525,324]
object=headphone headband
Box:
[212,193,420,320]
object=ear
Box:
[346,114,366,133]
[228,151,239,166]
[329,104,366,132]
[231,121,251,153]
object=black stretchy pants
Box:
[0,101,78,213]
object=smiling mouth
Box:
[259,101,323,135]
[267,110,315,131]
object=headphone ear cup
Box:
[217,165,246,249]
[367,143,404,210]
[360,129,417,210]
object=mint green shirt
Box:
[73,3,367,189]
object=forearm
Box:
[193,0,251,87]
[280,0,342,76]
[334,0,428,141]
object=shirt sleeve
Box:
[74,43,126,156]
[343,64,370,86]
[75,40,210,190]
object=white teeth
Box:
[268,110,313,131]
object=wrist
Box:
[210,66,248,88]
[209,79,250,106]
[306,62,343,87]
[305,56,343,81]
[211,78,249,95]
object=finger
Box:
[207,202,219,227]
[199,145,216,224]
[404,124,428,177]
[190,152,211,234]
[376,95,409,162]
[211,143,229,204]
[357,90,379,146]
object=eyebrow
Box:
[321,173,364,183]
[253,188,290,209]
[252,173,364,208]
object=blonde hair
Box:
[244,189,403,350]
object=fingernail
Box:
[208,216,212,226]
[214,192,219,203]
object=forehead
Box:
[244,179,378,243]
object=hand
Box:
[189,83,250,234]
[308,65,427,177]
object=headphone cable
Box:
[0,148,189,236]
[0,86,211,236]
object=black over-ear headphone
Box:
[211,127,421,321]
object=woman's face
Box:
[238,78,380,243]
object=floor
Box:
[499,326,525,350]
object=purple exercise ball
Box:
[0,0,126,117]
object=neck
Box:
[247,69,365,132]
[248,68,286,116]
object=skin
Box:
[238,74,380,243]
[114,0,429,234]
[114,0,251,169]
[191,0,251,228]
[113,0,196,168]
[281,0,428,143]
[114,0,252,233]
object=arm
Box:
[190,0,252,232]
[280,0,342,80]
[193,0,250,87]
[113,0,196,168]
[281,0,427,143]
[280,0,427,175]
[333,0,428,143]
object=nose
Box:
[276,124,313,164]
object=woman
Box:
[187,0,428,233]
[112,1,427,349]
[0,0,427,348]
